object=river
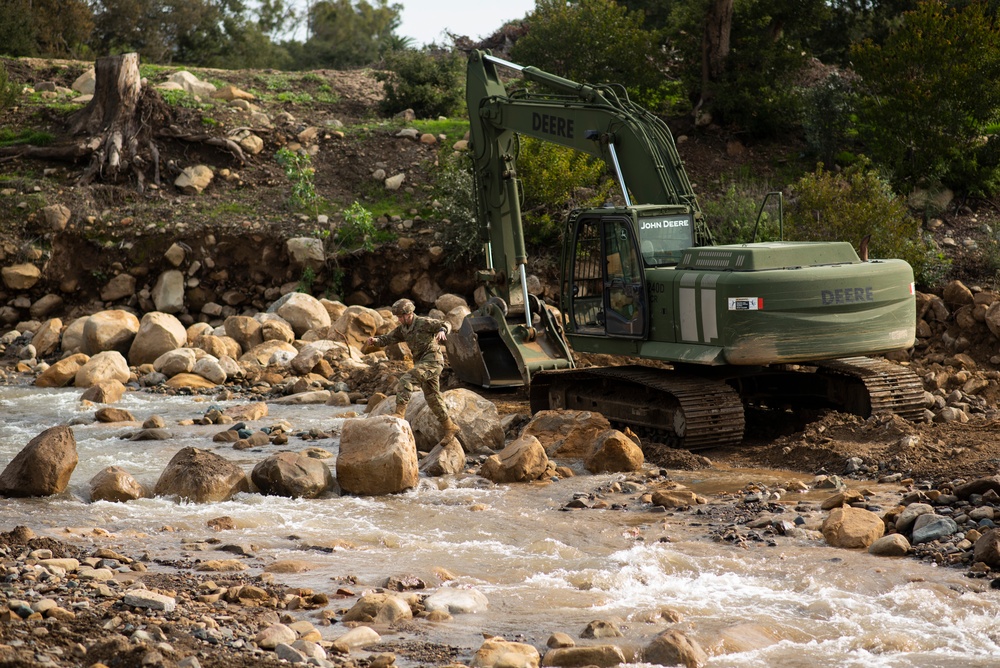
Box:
[1,385,998,667]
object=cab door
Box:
[602,217,648,338]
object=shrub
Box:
[785,161,945,287]
[701,176,782,245]
[517,136,614,245]
[434,152,482,267]
[337,201,377,251]
[376,48,464,119]
[0,62,21,112]
[275,147,318,212]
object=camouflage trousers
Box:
[396,362,449,424]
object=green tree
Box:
[669,0,829,136]
[293,0,402,69]
[376,48,464,118]
[0,0,92,57]
[90,0,288,67]
[511,0,671,109]
[0,0,36,57]
[851,0,1000,193]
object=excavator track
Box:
[530,366,746,450]
[813,356,926,421]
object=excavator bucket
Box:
[446,299,575,388]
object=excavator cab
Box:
[566,210,650,339]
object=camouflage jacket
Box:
[373,315,451,365]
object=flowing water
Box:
[1,386,999,667]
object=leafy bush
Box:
[517,136,614,245]
[337,201,377,251]
[701,176,782,245]
[0,62,21,112]
[851,1,1000,194]
[276,147,318,212]
[434,153,482,267]
[376,48,464,119]
[785,161,945,286]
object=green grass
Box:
[139,64,176,80]
[0,129,54,147]
[160,89,211,110]
[204,202,255,218]
[412,118,469,144]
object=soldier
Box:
[366,298,460,444]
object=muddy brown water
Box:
[1,386,998,667]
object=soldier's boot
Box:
[392,402,407,419]
[439,417,460,443]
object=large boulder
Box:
[0,426,78,497]
[286,237,326,271]
[291,340,338,375]
[259,317,295,344]
[154,348,199,377]
[251,452,334,498]
[75,351,130,388]
[89,466,146,502]
[153,447,249,502]
[82,310,140,355]
[821,506,885,549]
[2,263,41,290]
[541,646,626,668]
[523,410,612,459]
[60,316,89,354]
[973,528,1000,569]
[31,318,62,358]
[479,434,548,484]
[192,356,227,385]
[330,305,383,349]
[80,379,126,404]
[337,416,418,495]
[585,429,644,473]
[224,315,263,353]
[239,340,298,366]
[643,630,709,668]
[35,353,89,388]
[410,388,503,453]
[268,292,331,337]
[152,270,185,313]
[192,334,242,360]
[419,439,466,476]
[471,638,540,668]
[341,593,413,625]
[128,312,187,366]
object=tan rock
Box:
[643,629,708,668]
[0,426,78,497]
[524,410,612,459]
[75,351,130,388]
[89,466,146,502]
[822,506,885,549]
[129,311,187,366]
[585,429,644,473]
[471,637,540,668]
[337,416,418,495]
[479,434,548,483]
[82,310,140,355]
[2,263,41,290]
[165,372,220,389]
[31,318,62,358]
[175,165,213,194]
[153,447,249,502]
[80,379,126,404]
[35,353,89,387]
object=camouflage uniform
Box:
[373,312,453,425]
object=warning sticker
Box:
[728,297,763,311]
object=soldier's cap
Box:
[391,298,415,316]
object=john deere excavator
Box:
[445,50,923,449]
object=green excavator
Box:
[445,50,923,449]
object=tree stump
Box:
[70,53,154,186]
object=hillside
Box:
[6,56,1000,487]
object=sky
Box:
[396,1,536,47]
